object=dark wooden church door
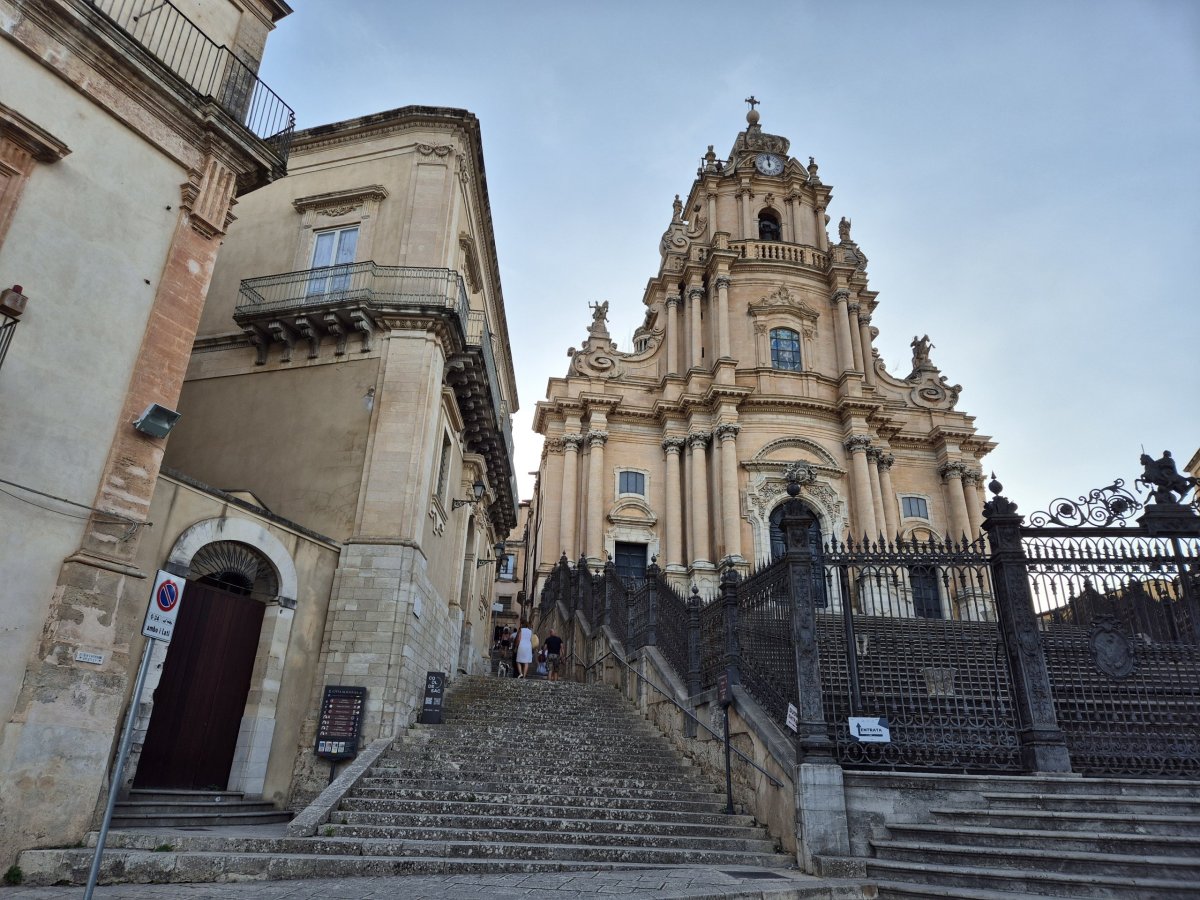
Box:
[134,581,265,790]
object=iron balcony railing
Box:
[87,0,295,165]
[237,263,470,321]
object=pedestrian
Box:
[544,628,564,681]
[514,619,534,678]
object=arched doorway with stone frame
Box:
[124,518,298,797]
[605,496,660,588]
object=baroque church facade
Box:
[531,106,993,609]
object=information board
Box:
[315,685,367,760]
[418,671,445,724]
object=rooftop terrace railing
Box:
[88,0,295,165]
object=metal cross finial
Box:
[745,96,759,110]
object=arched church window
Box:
[758,210,781,241]
[770,328,801,371]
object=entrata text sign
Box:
[142,570,185,643]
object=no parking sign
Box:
[142,570,185,643]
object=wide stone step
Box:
[873,878,1186,900]
[337,809,764,837]
[323,823,777,853]
[373,758,697,778]
[337,796,754,825]
[112,799,281,816]
[349,781,724,806]
[360,770,709,793]
[380,751,694,772]
[871,839,1200,881]
[19,847,794,887]
[862,857,1200,899]
[981,791,1200,816]
[935,806,1200,836]
[887,822,1200,857]
[110,809,291,829]
[350,777,720,801]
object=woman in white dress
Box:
[514,620,533,678]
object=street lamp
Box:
[477,541,506,568]
[452,480,486,510]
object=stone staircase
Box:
[325,675,793,867]
[859,777,1200,898]
[111,789,291,828]
[19,675,795,884]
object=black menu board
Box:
[315,685,366,760]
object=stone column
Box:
[688,430,712,564]
[814,203,829,251]
[586,430,609,563]
[847,301,865,373]
[829,290,855,375]
[715,275,731,360]
[963,470,985,538]
[866,447,887,541]
[940,462,972,541]
[783,192,798,243]
[662,436,686,568]
[541,438,565,563]
[559,434,582,558]
[688,286,704,370]
[844,435,878,539]
[858,312,876,387]
[715,423,743,562]
[665,293,680,376]
[706,191,718,237]
[877,452,899,539]
[737,185,752,238]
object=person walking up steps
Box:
[544,629,564,681]
[514,619,533,678]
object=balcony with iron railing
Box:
[234,262,518,528]
[86,0,295,174]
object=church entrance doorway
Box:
[133,578,265,790]
[768,500,828,607]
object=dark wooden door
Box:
[134,582,265,790]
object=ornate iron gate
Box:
[820,536,1024,772]
[1020,480,1200,777]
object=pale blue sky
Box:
[259,0,1199,513]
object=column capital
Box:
[561,433,583,451]
[858,312,872,326]
[665,293,682,309]
[961,468,984,486]
[688,430,711,449]
[843,434,871,453]
[688,286,705,302]
[714,422,741,441]
[866,446,883,462]
[544,437,565,455]
[939,461,969,480]
[661,435,687,454]
[830,288,851,306]
[587,430,609,448]
[877,452,896,470]
[847,301,860,315]
[714,275,731,290]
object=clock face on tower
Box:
[755,153,784,176]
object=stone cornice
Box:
[292,185,389,214]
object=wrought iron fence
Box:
[627,579,652,651]
[733,559,795,725]
[820,535,1022,772]
[654,577,691,684]
[1023,529,1200,776]
[88,0,294,164]
[698,594,725,688]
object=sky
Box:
[258,0,1199,516]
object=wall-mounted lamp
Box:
[452,479,486,510]
[476,541,507,568]
[132,403,182,438]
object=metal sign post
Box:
[84,571,185,900]
[717,670,734,815]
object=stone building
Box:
[532,106,994,609]
[159,104,519,800]
[0,0,292,864]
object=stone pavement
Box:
[0,865,875,899]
